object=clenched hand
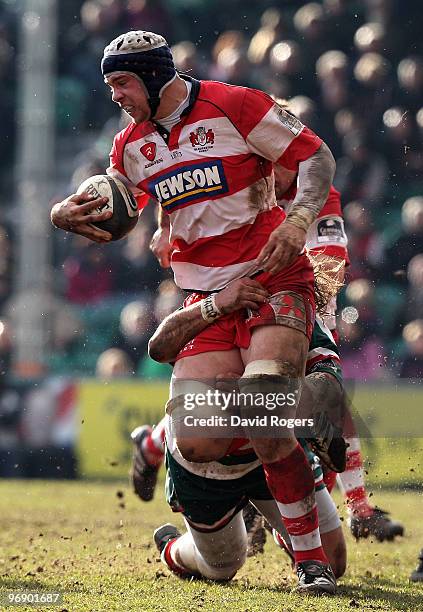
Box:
[150,226,172,268]
[50,192,113,243]
[215,277,269,314]
[257,222,306,274]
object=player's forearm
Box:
[287,142,336,232]
[148,303,209,363]
[149,278,268,362]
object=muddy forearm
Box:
[287,142,336,232]
[148,303,208,363]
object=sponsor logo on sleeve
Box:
[274,106,303,136]
[148,159,228,212]
[316,217,346,243]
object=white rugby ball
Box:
[77,174,139,240]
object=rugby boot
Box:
[154,523,199,579]
[296,560,336,595]
[130,425,159,501]
[410,549,423,582]
[243,503,266,557]
[348,507,404,542]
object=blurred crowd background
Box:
[0,0,422,395]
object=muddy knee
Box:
[238,360,301,461]
[167,395,230,462]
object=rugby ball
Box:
[77,174,139,240]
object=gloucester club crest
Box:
[189,126,215,150]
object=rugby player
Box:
[130,276,346,588]
[51,31,338,591]
[129,276,346,590]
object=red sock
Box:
[163,538,192,577]
[263,443,328,565]
[338,446,373,517]
[142,432,165,467]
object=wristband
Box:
[286,210,312,233]
[200,294,222,322]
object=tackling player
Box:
[140,276,346,591]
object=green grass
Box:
[0,479,422,611]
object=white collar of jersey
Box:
[155,80,192,132]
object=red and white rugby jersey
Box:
[107,77,322,291]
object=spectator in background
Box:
[268,40,304,100]
[333,107,364,142]
[354,21,386,56]
[137,280,183,380]
[50,304,84,354]
[344,278,380,337]
[171,40,209,80]
[381,106,422,185]
[96,347,134,378]
[287,95,317,131]
[397,56,423,113]
[338,317,387,381]
[124,0,173,41]
[316,50,349,114]
[396,255,423,326]
[113,300,153,371]
[382,196,423,282]
[353,52,393,124]
[343,201,381,279]
[63,238,117,305]
[315,50,350,152]
[293,3,329,71]
[208,30,246,83]
[247,7,288,70]
[363,0,394,26]
[208,30,253,87]
[152,279,183,325]
[399,320,423,379]
[323,0,360,52]
[60,0,124,129]
[212,45,253,89]
[335,131,388,208]
[115,222,167,295]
